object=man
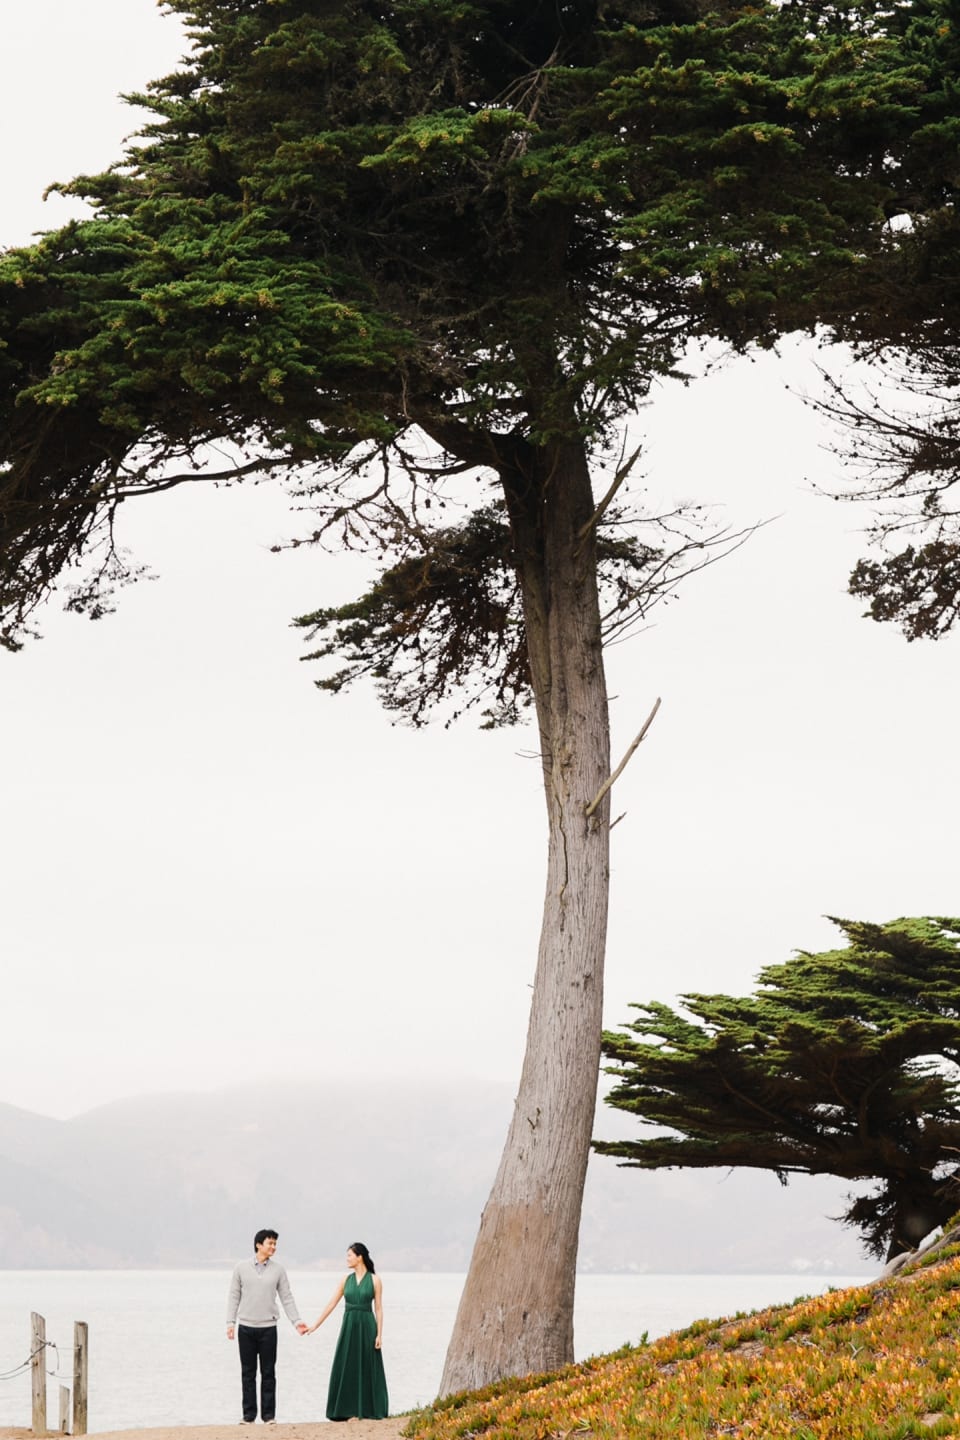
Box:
[226,1228,308,1423]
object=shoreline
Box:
[0,1424,407,1440]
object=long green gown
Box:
[326,1269,389,1420]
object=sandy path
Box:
[0,1424,408,1440]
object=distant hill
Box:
[0,1081,875,1273]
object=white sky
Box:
[3,2,959,1121]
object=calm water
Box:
[0,1269,871,1430]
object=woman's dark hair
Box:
[349,1242,375,1273]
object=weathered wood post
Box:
[30,1312,47,1434]
[72,1323,88,1437]
[59,1386,71,1434]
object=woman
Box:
[306,1242,389,1420]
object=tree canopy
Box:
[824,335,960,643]
[811,1,960,641]
[597,916,960,1260]
[0,0,943,660]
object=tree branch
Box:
[408,407,509,473]
[115,453,297,497]
[576,441,643,552]
[585,697,661,818]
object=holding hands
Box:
[304,1273,347,1337]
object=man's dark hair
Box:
[254,1228,279,1251]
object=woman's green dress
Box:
[326,1269,389,1420]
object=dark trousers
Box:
[238,1324,278,1421]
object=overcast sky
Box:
[3,2,959,1122]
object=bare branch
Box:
[600,519,766,644]
[576,441,644,551]
[585,697,661,819]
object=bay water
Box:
[0,1269,872,1431]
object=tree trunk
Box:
[439,436,612,1395]
[886,1183,956,1261]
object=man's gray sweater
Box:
[226,1258,303,1328]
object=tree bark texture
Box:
[439,437,612,1395]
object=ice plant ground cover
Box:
[403,1231,960,1440]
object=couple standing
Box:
[226,1228,388,1423]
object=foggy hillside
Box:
[0,1080,875,1274]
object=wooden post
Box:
[30,1312,47,1434]
[59,1387,71,1434]
[72,1323,88,1437]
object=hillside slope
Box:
[405,1228,960,1439]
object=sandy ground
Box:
[0,1424,408,1440]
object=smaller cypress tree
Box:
[597,917,960,1261]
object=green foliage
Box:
[597,917,960,1259]
[850,541,960,641]
[292,500,681,725]
[825,343,960,641]
[0,0,947,680]
[294,504,530,727]
[805,0,960,639]
[403,1253,960,1440]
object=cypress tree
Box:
[598,917,960,1261]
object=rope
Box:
[0,1340,64,1383]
